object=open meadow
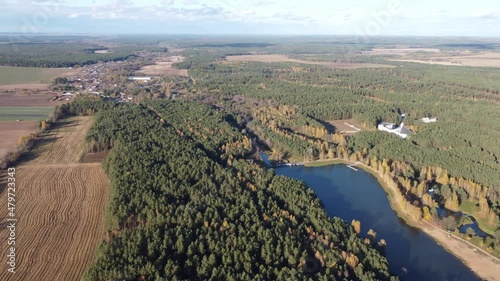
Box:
[383,51,500,68]
[0,107,53,121]
[0,116,109,281]
[0,66,75,85]
[225,54,395,69]
[328,119,366,134]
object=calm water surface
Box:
[275,164,480,281]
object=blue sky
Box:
[1,0,500,36]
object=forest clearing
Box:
[225,54,394,69]
[139,56,188,77]
[387,51,500,67]
[328,119,366,134]
[0,116,109,281]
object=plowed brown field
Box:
[0,116,109,281]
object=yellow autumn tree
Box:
[423,206,432,221]
[351,220,361,234]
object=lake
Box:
[275,164,480,281]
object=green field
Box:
[0,66,73,85]
[0,107,53,121]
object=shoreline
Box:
[303,159,500,281]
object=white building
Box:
[421,117,437,123]
[378,122,413,139]
[128,77,151,82]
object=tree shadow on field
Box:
[0,173,6,197]
[19,136,61,162]
[51,119,79,129]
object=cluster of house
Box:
[377,115,437,139]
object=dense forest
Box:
[60,99,396,281]
[0,42,166,67]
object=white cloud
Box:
[1,0,500,35]
[477,11,500,19]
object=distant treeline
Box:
[0,43,167,68]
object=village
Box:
[50,55,187,103]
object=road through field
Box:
[0,116,109,281]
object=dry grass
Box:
[0,121,38,159]
[328,119,367,134]
[139,56,188,77]
[225,54,394,69]
[28,117,93,164]
[389,52,500,67]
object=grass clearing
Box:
[388,51,500,68]
[328,119,366,134]
[459,200,496,235]
[225,54,394,69]
[0,66,75,85]
[138,56,188,77]
[0,107,53,121]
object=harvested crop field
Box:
[0,164,109,281]
[225,54,394,69]
[0,84,48,91]
[0,116,109,281]
[27,117,93,164]
[139,56,188,77]
[0,92,62,107]
[0,121,38,159]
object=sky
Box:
[1,0,500,36]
